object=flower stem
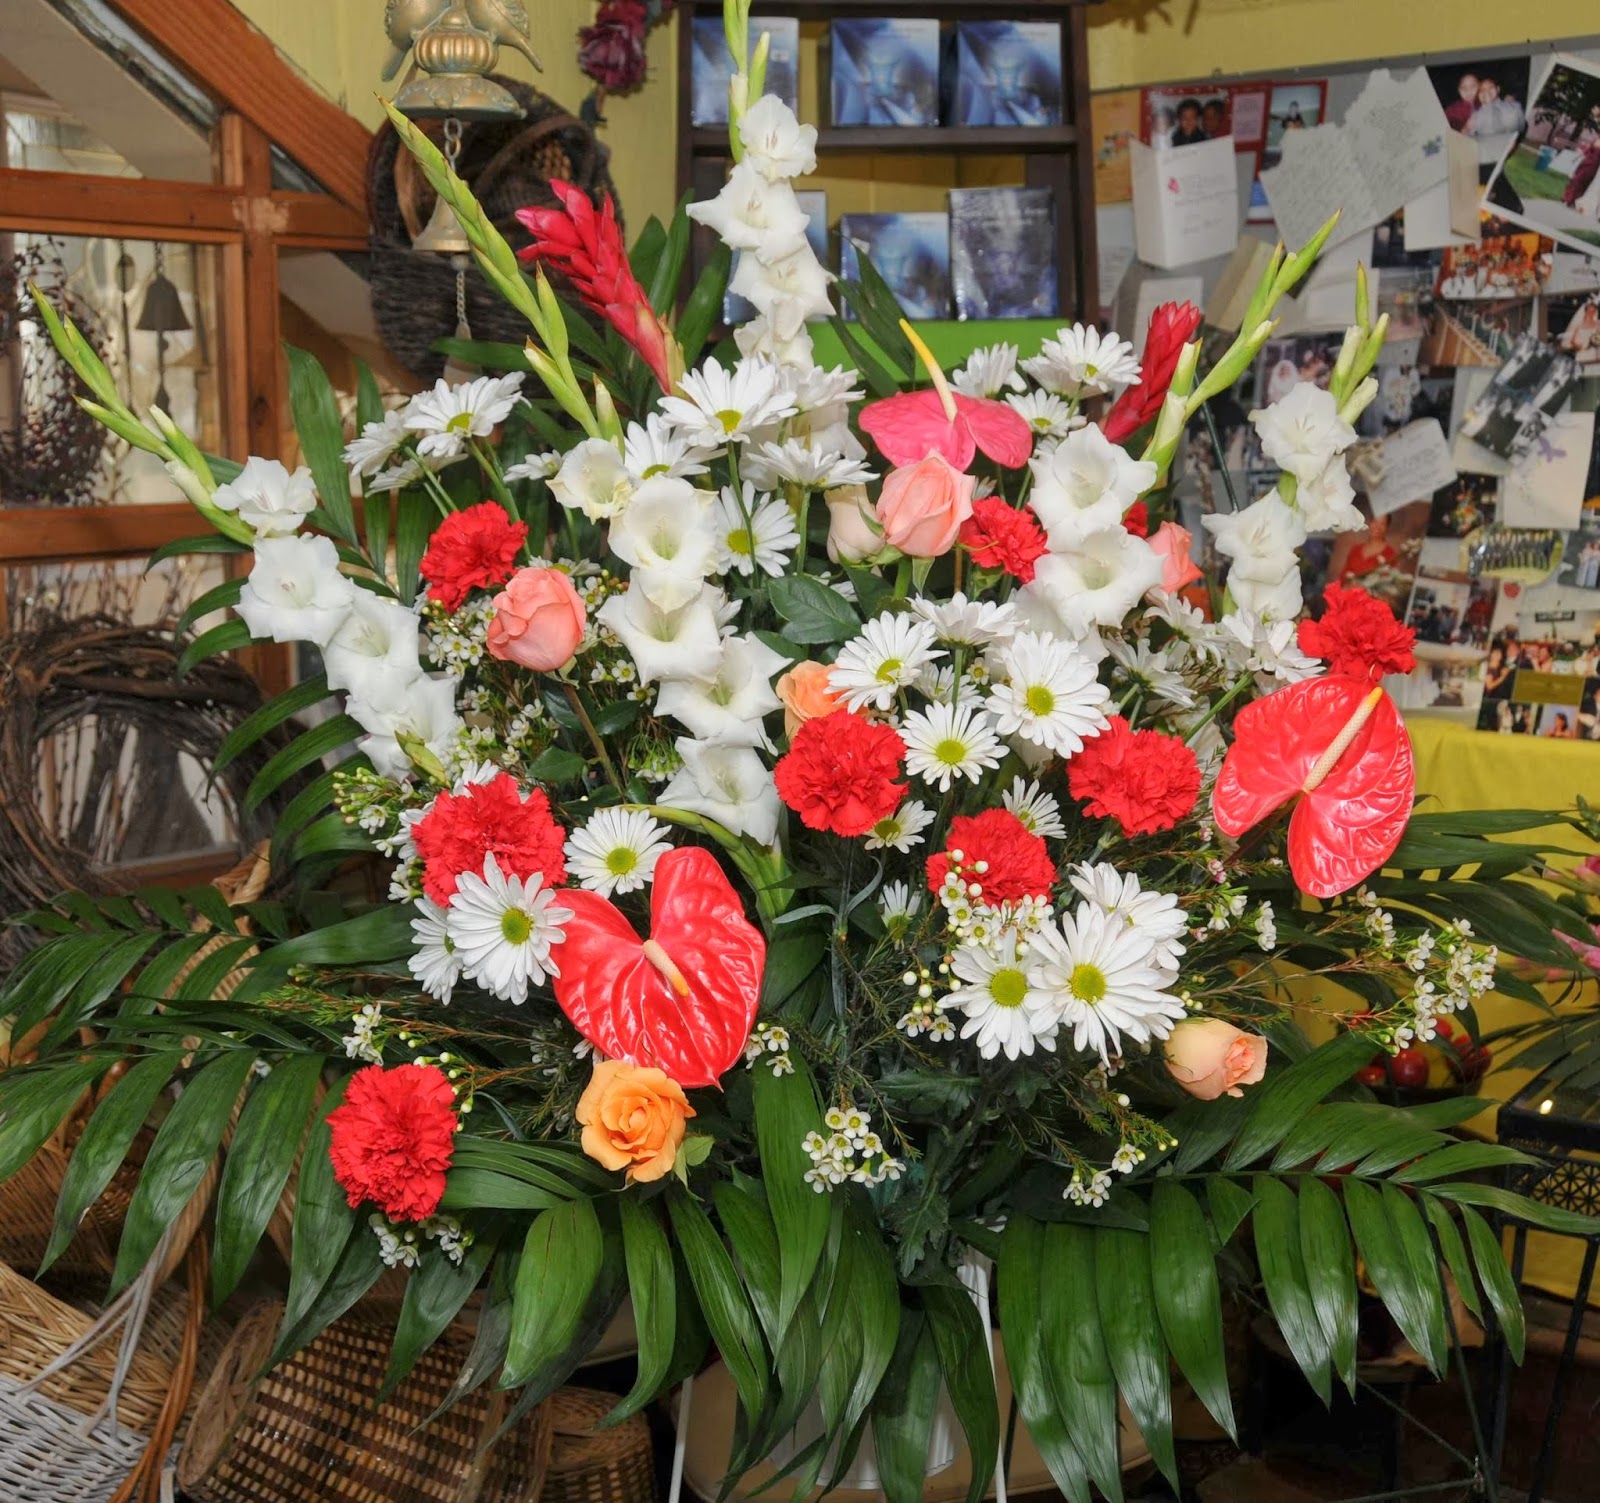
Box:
[1185,672,1253,746]
[469,436,517,518]
[562,681,624,792]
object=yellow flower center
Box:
[934,737,967,767]
[717,408,743,433]
[1069,963,1107,1004]
[501,908,532,945]
[990,968,1028,1008]
[605,847,638,876]
[727,527,753,557]
[875,657,903,682]
[1025,684,1056,716]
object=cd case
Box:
[830,18,941,127]
[948,187,1059,320]
[949,21,1062,127]
[723,191,830,327]
[839,212,951,321]
[692,16,799,126]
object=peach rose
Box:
[776,660,845,738]
[874,454,975,559]
[1164,1019,1269,1100]
[487,565,586,672]
[576,1060,695,1183]
[825,485,883,564]
[1148,521,1202,593]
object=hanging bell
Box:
[412,192,474,257]
[136,270,190,333]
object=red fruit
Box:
[1389,1047,1428,1089]
[1355,1063,1388,1087]
[1433,1017,1454,1039]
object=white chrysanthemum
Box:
[1029,425,1158,548]
[596,582,726,685]
[738,95,819,181]
[686,161,811,256]
[952,343,1025,398]
[549,437,637,520]
[409,898,461,1004]
[344,410,409,478]
[502,450,561,483]
[879,880,921,927]
[901,700,1003,791]
[403,373,524,460]
[828,612,944,712]
[1217,611,1322,683]
[1106,637,1196,711]
[659,356,798,446]
[1031,902,1186,1066]
[1006,390,1083,441]
[1027,531,1164,636]
[623,413,715,481]
[864,799,934,852]
[1249,382,1358,485]
[1067,863,1188,976]
[212,456,318,538]
[237,533,354,647]
[987,630,1112,756]
[782,364,866,413]
[565,809,673,897]
[742,438,876,492]
[712,482,801,578]
[368,458,436,494]
[659,737,781,846]
[1023,325,1141,397]
[446,854,572,1005]
[944,933,1058,1060]
[1146,591,1225,663]
[347,672,463,782]
[608,477,719,610]
[1003,776,1067,840]
[323,592,423,701]
[909,592,1017,648]
[654,633,787,748]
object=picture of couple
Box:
[1483,54,1600,254]
[1431,62,1529,149]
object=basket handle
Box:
[474,112,602,202]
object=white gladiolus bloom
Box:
[596,582,726,685]
[237,534,354,647]
[659,356,798,446]
[1027,531,1164,635]
[1227,567,1304,621]
[729,245,834,328]
[212,456,319,537]
[687,161,811,256]
[1294,457,1365,532]
[564,809,673,897]
[343,409,409,478]
[738,95,819,181]
[347,672,463,782]
[1202,493,1308,582]
[987,631,1112,757]
[403,373,524,460]
[659,738,781,846]
[1023,325,1141,397]
[1249,382,1357,484]
[323,593,423,700]
[952,344,1025,398]
[1029,425,1158,546]
[549,437,637,519]
[654,633,788,748]
[607,477,719,610]
[446,855,571,1005]
[734,314,815,368]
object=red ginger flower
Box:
[516,182,678,393]
[413,772,566,906]
[420,501,527,613]
[1068,716,1201,837]
[925,809,1055,907]
[578,0,650,92]
[1297,582,1417,681]
[1101,302,1203,444]
[327,1064,456,1222]
[959,497,1048,583]
[775,710,907,837]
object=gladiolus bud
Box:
[1338,376,1379,426]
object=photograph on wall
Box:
[1257,335,1345,404]
[1482,53,1600,256]
[1405,564,1498,650]
[1556,497,1600,589]
[1140,82,1269,149]
[1477,585,1600,735]
[1324,498,1431,616]
[1248,82,1329,225]
[1550,290,1600,366]
[1436,233,1551,298]
[1360,363,1457,438]
[1428,473,1500,537]
[1457,331,1581,460]
[1371,210,1445,269]
[1091,89,1141,205]
[1427,56,1532,167]
[1420,296,1540,366]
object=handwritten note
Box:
[1130,135,1240,269]
[1367,419,1458,516]
[1500,412,1595,531]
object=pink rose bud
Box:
[1148,520,1203,594]
[1164,1018,1269,1100]
[875,453,976,559]
[487,565,586,672]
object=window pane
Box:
[6,552,229,632]
[1,90,139,176]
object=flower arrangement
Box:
[7,5,1597,1495]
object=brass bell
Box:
[411,192,474,257]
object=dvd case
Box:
[839,212,951,321]
[949,21,1062,127]
[830,19,941,128]
[949,188,1058,320]
[692,16,798,126]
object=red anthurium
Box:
[550,847,765,1089]
[858,321,1032,471]
[1212,675,1415,900]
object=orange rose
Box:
[776,660,845,738]
[1148,521,1203,593]
[1164,1019,1269,1100]
[875,454,975,558]
[576,1059,695,1182]
[487,565,586,672]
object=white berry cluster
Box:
[343,1002,384,1065]
[743,1023,795,1075]
[1064,1167,1114,1207]
[933,848,1053,951]
[895,963,957,1039]
[1255,900,1278,952]
[368,1212,472,1269]
[802,1107,904,1193]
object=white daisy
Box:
[658,356,797,446]
[944,933,1058,1061]
[565,809,673,897]
[1106,637,1196,711]
[828,612,944,712]
[1027,531,1165,636]
[879,880,921,929]
[1022,325,1141,398]
[1067,863,1188,977]
[952,343,1025,399]
[1146,591,1225,664]
[654,633,787,748]
[659,737,781,846]
[408,898,461,1004]
[403,373,524,460]
[864,799,935,852]
[1003,777,1067,840]
[606,478,720,610]
[901,701,1003,791]
[987,631,1112,757]
[1005,390,1083,442]
[742,438,876,491]
[623,413,716,480]
[503,451,561,483]
[909,593,1017,648]
[344,409,409,478]
[712,482,801,577]
[446,854,572,1006]
[1031,902,1187,1066]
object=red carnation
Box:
[959,497,1048,583]
[774,710,907,837]
[925,808,1056,907]
[420,501,528,613]
[578,0,650,92]
[1297,582,1417,681]
[1068,717,1201,837]
[1101,301,1203,444]
[1121,499,1150,538]
[327,1063,456,1222]
[412,772,566,906]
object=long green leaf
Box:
[1461,1204,1524,1361]
[122,934,213,1016]
[503,1198,604,1388]
[836,1204,899,1447]
[383,1230,498,1398]
[1428,1181,1600,1236]
[250,904,415,977]
[287,345,358,545]
[1208,1177,1257,1244]
[1343,1179,1446,1373]
[1422,1198,1484,1327]
[147,532,249,568]
[1297,1175,1358,1392]
[605,1198,676,1424]
[1150,1179,1235,1438]
[0,1061,101,1183]
[1041,1226,1120,1502]
[271,1218,383,1363]
[871,1309,941,1503]
[925,1280,1000,1503]
[677,244,732,367]
[752,1057,828,1341]
[394,492,440,605]
[1390,1142,1537,1184]
[1224,1032,1370,1170]
[212,1054,325,1303]
[244,714,361,814]
[214,675,331,776]
[177,618,253,678]
[1252,1177,1331,1403]
[176,577,244,638]
[39,931,158,1049]
[1095,1225,1176,1489]
[438,1167,568,1212]
[4,933,120,1040]
[112,1050,256,1292]
[280,1075,356,1337]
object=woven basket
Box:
[544,1387,656,1503]
[178,1301,553,1503]
[0,1378,150,1503]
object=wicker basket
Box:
[178,1301,553,1503]
[544,1387,657,1503]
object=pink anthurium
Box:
[550,846,765,1088]
[1211,674,1415,899]
[858,321,1033,471]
